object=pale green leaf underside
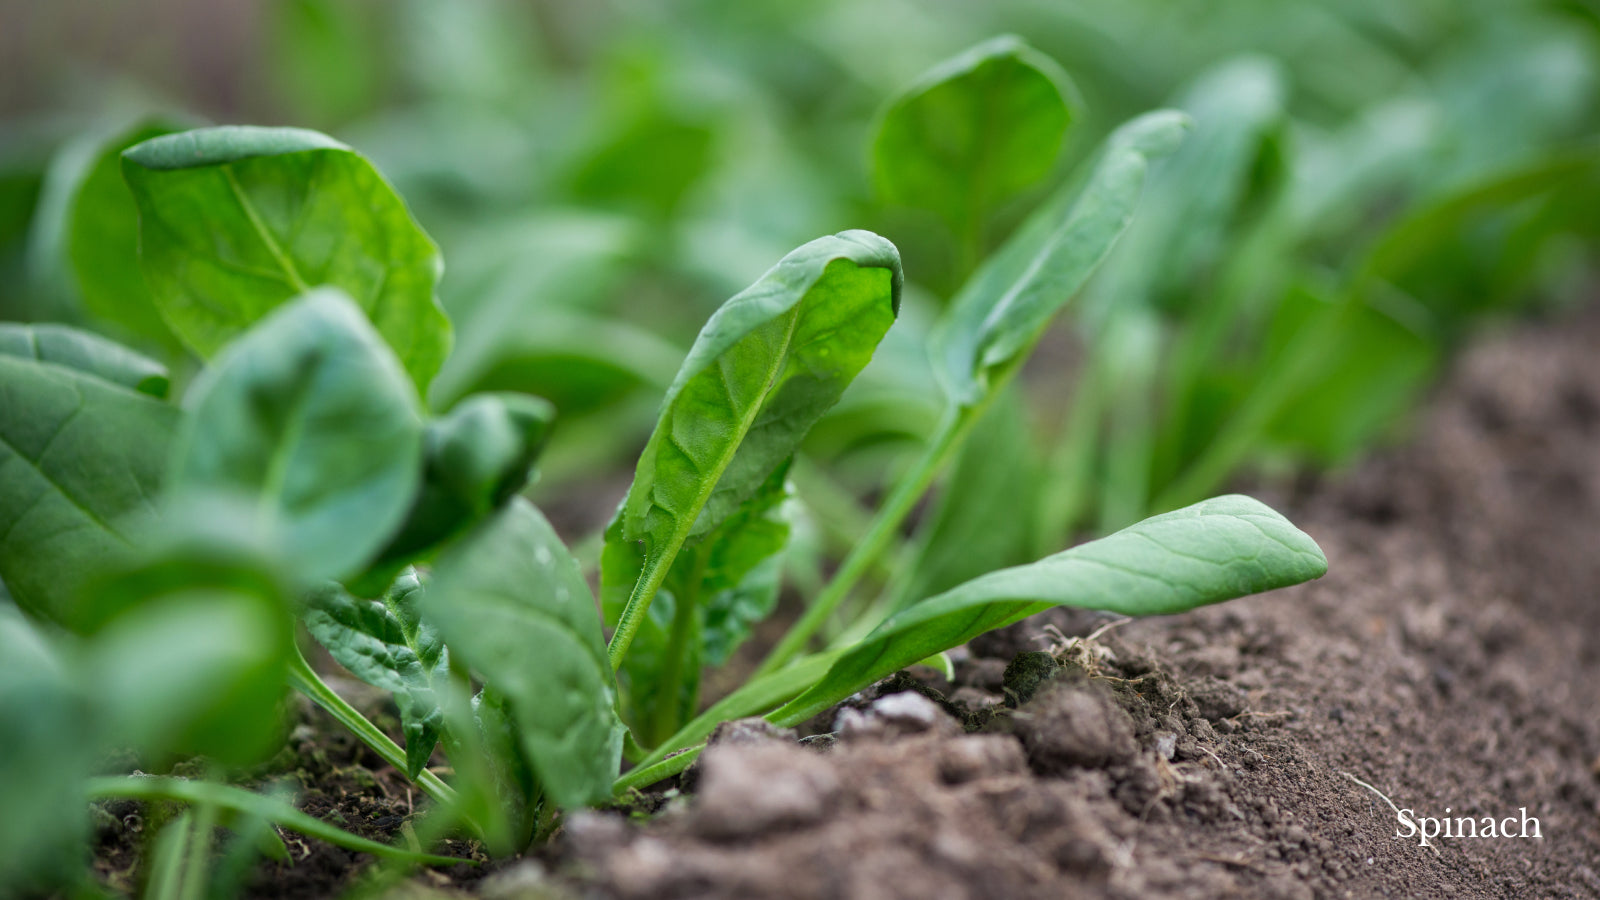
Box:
[122,125,451,391]
[771,495,1326,727]
[171,288,423,581]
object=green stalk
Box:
[614,745,704,795]
[754,402,980,677]
[286,648,459,809]
[649,550,706,746]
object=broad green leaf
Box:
[886,387,1035,613]
[771,495,1326,727]
[933,111,1190,407]
[426,499,624,808]
[85,544,294,766]
[364,392,554,582]
[171,288,424,581]
[873,35,1079,233]
[0,322,169,397]
[27,118,185,346]
[0,355,177,627]
[603,230,902,662]
[607,461,791,746]
[303,573,447,778]
[0,608,93,894]
[122,125,452,390]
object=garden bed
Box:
[218,306,1600,899]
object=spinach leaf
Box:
[171,288,424,581]
[0,608,93,894]
[303,572,447,778]
[121,126,452,390]
[0,355,178,627]
[0,322,169,397]
[607,460,791,745]
[873,35,1079,242]
[933,110,1190,408]
[426,499,625,808]
[59,120,186,346]
[603,230,901,665]
[380,392,552,558]
[771,495,1326,727]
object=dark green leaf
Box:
[933,111,1189,407]
[426,499,624,808]
[122,125,452,390]
[603,230,901,662]
[171,288,424,580]
[0,355,178,627]
[0,322,169,397]
[873,35,1079,232]
[771,495,1326,727]
[302,572,448,778]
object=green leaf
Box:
[873,35,1080,232]
[374,392,553,568]
[771,495,1326,727]
[608,460,792,746]
[302,572,448,779]
[171,288,424,581]
[0,355,178,627]
[0,322,169,397]
[121,125,452,390]
[426,499,625,808]
[603,230,902,665]
[28,118,186,346]
[933,111,1190,407]
[87,579,293,767]
[87,776,465,865]
[0,608,93,894]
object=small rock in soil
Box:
[1013,679,1138,772]
[689,742,840,840]
[834,689,960,740]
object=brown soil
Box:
[85,310,1600,899]
[550,311,1600,899]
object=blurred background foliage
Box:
[4,0,1599,545]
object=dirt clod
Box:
[1012,678,1139,773]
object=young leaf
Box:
[170,288,424,581]
[302,573,448,779]
[607,460,792,745]
[933,110,1190,408]
[121,125,452,390]
[770,495,1326,727]
[603,230,902,665]
[366,392,555,577]
[425,499,625,808]
[873,35,1080,236]
[0,322,169,397]
[0,355,178,627]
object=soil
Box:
[85,309,1600,898]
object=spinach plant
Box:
[0,43,1329,891]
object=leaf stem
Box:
[613,745,704,795]
[286,647,460,810]
[754,402,979,677]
